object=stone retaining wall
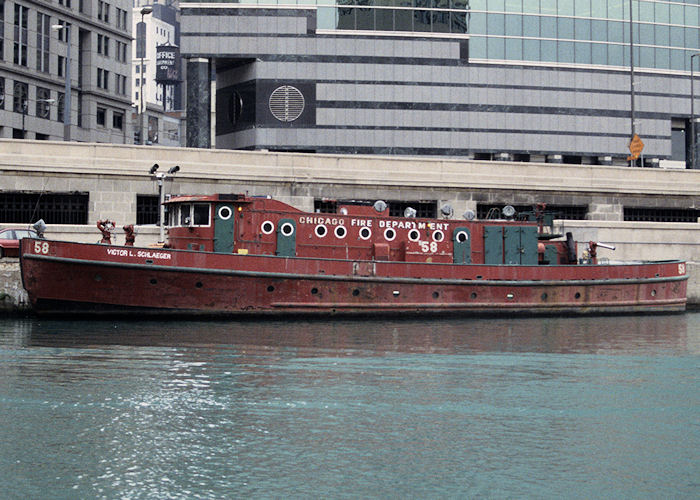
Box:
[0,260,29,313]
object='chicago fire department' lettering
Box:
[298,216,345,225]
[297,217,448,231]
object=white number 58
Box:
[34,241,49,254]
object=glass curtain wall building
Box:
[468,0,699,71]
[180,0,700,167]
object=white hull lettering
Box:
[106,248,171,260]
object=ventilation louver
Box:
[269,85,305,122]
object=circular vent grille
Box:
[269,85,305,122]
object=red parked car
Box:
[0,228,38,258]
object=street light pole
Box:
[629,0,636,167]
[139,6,153,145]
[691,52,700,170]
[149,163,179,243]
[21,99,27,137]
[52,23,71,141]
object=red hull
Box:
[20,239,688,316]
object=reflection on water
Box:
[5,312,700,355]
[0,314,699,499]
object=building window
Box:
[98,1,110,23]
[0,77,4,111]
[13,81,27,114]
[116,41,127,62]
[624,207,700,223]
[116,74,127,95]
[58,0,72,7]
[671,126,686,163]
[476,204,588,221]
[96,107,106,126]
[97,68,109,90]
[113,111,123,130]
[116,8,127,30]
[36,13,50,73]
[314,199,437,218]
[13,4,28,66]
[388,200,437,219]
[148,116,158,143]
[97,34,110,56]
[56,20,70,42]
[58,55,65,77]
[0,192,89,224]
[36,87,51,119]
[137,195,159,225]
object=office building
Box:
[180,0,700,167]
[0,0,133,142]
[132,0,183,145]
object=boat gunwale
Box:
[21,251,689,288]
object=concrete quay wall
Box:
[2,139,699,225]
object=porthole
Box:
[359,227,372,240]
[315,224,328,238]
[94,274,102,282]
[150,278,157,285]
[432,291,439,299]
[261,221,275,234]
[352,289,360,296]
[455,231,469,243]
[432,230,445,242]
[280,222,295,237]
[651,289,657,297]
[384,228,396,241]
[335,225,347,239]
[267,285,275,292]
[196,282,203,288]
[470,292,477,299]
[541,292,548,301]
[575,292,581,299]
[506,293,514,300]
[218,206,232,220]
[408,229,420,242]
[311,287,319,295]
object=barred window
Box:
[624,207,700,223]
[36,87,51,119]
[314,199,437,218]
[388,200,437,218]
[137,195,159,225]
[0,192,88,224]
[477,204,587,220]
[314,199,337,214]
